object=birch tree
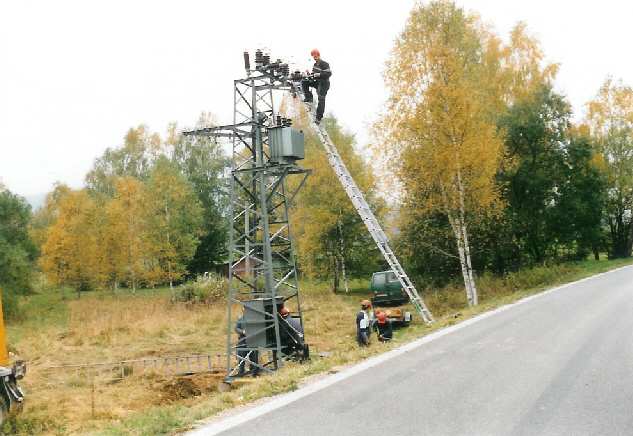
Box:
[144,158,203,288]
[586,78,633,257]
[169,121,230,275]
[86,125,162,196]
[104,177,150,291]
[0,187,36,318]
[40,190,100,296]
[380,1,559,304]
[380,1,505,305]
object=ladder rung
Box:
[294,85,434,323]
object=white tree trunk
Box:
[448,212,475,306]
[441,177,478,307]
[460,220,478,305]
[337,218,350,294]
[456,167,478,305]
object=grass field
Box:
[3,257,632,435]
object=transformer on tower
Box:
[184,49,309,384]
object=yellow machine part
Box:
[0,289,10,366]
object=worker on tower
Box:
[356,300,372,346]
[301,48,331,125]
[373,312,393,342]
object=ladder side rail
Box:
[292,84,433,323]
[316,133,390,243]
[307,114,434,322]
[373,239,434,323]
[314,122,435,323]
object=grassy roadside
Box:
[102,257,633,436]
[3,257,633,435]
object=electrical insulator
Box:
[243,51,250,71]
[255,49,263,66]
[263,54,270,66]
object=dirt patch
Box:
[161,377,201,401]
[156,373,222,403]
[191,372,223,394]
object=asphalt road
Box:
[193,266,633,436]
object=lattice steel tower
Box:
[184,50,309,381]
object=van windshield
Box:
[373,273,386,288]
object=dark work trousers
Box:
[302,78,330,121]
[357,328,370,346]
[236,336,247,375]
[236,337,259,376]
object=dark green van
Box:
[370,270,408,306]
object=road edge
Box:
[186,264,633,435]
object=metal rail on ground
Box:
[42,354,225,383]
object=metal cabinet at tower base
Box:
[242,296,286,348]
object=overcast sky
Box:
[1,0,632,199]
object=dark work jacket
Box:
[312,59,332,82]
[375,320,393,340]
[235,316,246,343]
[281,316,304,347]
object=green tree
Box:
[381,1,506,305]
[86,125,162,196]
[500,88,608,264]
[380,3,561,301]
[586,78,633,258]
[168,121,230,275]
[29,183,72,252]
[85,118,229,278]
[144,158,204,287]
[395,211,461,286]
[289,107,383,290]
[0,186,36,318]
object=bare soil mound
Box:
[157,373,222,403]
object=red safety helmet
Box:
[377,312,387,325]
[280,307,290,317]
[310,48,320,57]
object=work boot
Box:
[315,117,321,125]
[303,98,313,103]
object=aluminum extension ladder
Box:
[291,84,434,324]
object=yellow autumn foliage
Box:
[40,190,100,291]
[376,0,558,305]
[284,98,379,279]
[39,168,203,292]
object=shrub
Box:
[1,287,22,322]
[172,273,227,304]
